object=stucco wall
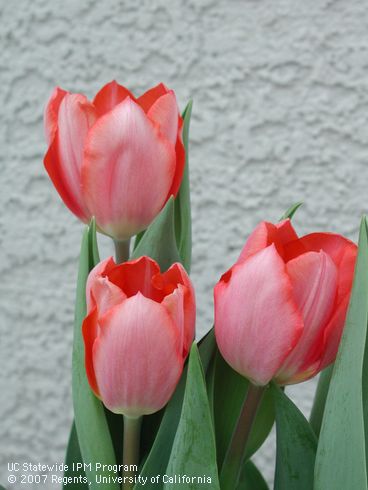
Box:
[2,0,368,487]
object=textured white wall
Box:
[2,0,368,487]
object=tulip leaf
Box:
[197,327,216,371]
[64,422,88,489]
[174,100,193,272]
[135,333,215,490]
[314,217,368,490]
[271,384,317,490]
[237,460,269,490]
[72,223,119,490]
[213,353,275,470]
[132,196,181,271]
[165,343,220,489]
[309,365,333,437]
[280,201,303,221]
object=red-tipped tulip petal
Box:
[107,256,161,300]
[86,257,121,313]
[147,91,179,145]
[215,244,303,385]
[93,80,134,117]
[82,97,176,239]
[158,262,196,355]
[44,87,68,145]
[137,83,169,113]
[318,295,350,371]
[285,233,356,304]
[238,219,298,262]
[276,251,338,384]
[44,94,96,221]
[93,293,183,416]
[82,306,101,397]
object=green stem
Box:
[114,239,130,264]
[122,416,142,490]
[220,384,265,489]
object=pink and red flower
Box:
[83,256,195,417]
[214,219,357,386]
[44,81,185,240]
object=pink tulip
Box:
[44,81,185,240]
[214,219,357,386]
[83,256,195,417]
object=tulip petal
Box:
[167,122,186,199]
[107,256,161,300]
[44,93,96,222]
[156,262,196,355]
[319,295,350,371]
[82,306,101,398]
[93,80,134,117]
[147,91,179,145]
[137,83,169,113]
[162,285,185,357]
[284,233,357,305]
[276,251,338,383]
[214,244,303,385]
[82,97,176,239]
[238,219,299,262]
[44,87,68,145]
[86,257,119,313]
[93,293,183,416]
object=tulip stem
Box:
[122,416,142,490]
[220,384,265,489]
[114,239,130,264]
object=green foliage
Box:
[71,221,119,490]
[237,460,269,490]
[280,202,303,221]
[175,101,192,272]
[213,353,275,470]
[132,197,181,271]
[165,344,220,489]
[272,384,317,490]
[314,217,368,490]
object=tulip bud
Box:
[82,255,195,417]
[214,219,357,386]
[44,81,185,240]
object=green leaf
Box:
[280,201,303,221]
[197,327,216,372]
[72,223,119,490]
[315,217,368,490]
[237,460,269,490]
[89,217,100,264]
[132,197,181,271]
[213,353,274,469]
[309,365,333,437]
[175,101,193,272]
[165,344,220,489]
[64,422,88,489]
[133,230,145,250]
[272,384,317,490]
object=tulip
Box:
[82,255,195,417]
[44,81,185,240]
[214,219,357,386]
